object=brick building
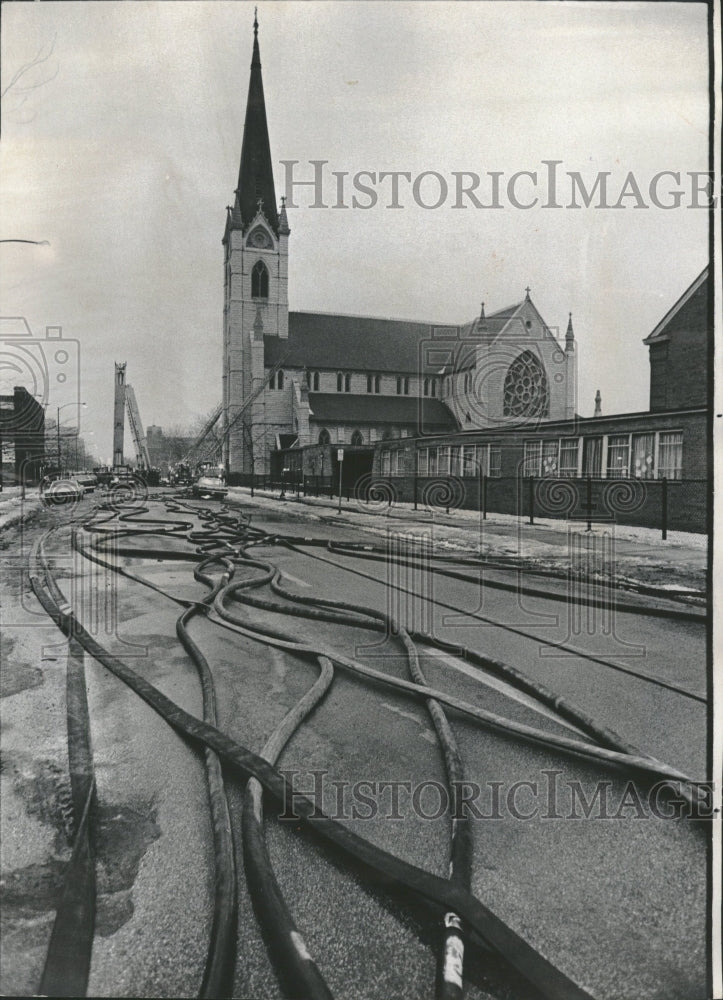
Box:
[0,386,45,486]
[221,17,576,480]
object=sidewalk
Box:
[225,486,707,596]
[0,488,42,532]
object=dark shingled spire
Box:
[234,11,279,236]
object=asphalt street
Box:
[0,491,709,1000]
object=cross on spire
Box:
[525,285,531,299]
[254,7,258,36]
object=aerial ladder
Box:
[110,362,152,470]
[112,362,127,467]
[182,354,288,468]
[125,384,151,469]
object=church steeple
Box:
[234,11,279,235]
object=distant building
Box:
[0,386,45,486]
[222,17,576,479]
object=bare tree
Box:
[2,34,59,126]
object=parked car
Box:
[192,474,228,500]
[41,475,86,506]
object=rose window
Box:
[503,351,549,417]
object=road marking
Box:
[379,702,437,744]
[280,570,312,589]
[425,647,586,735]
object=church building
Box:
[222,16,577,479]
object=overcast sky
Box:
[0,1,710,462]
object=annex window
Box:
[503,351,549,418]
[351,429,363,445]
[417,449,429,476]
[523,441,542,477]
[428,447,438,475]
[276,369,284,391]
[606,434,630,478]
[381,450,391,476]
[311,371,320,391]
[396,377,402,395]
[489,446,502,478]
[367,374,374,393]
[430,378,437,398]
[559,438,580,478]
[345,373,351,393]
[374,375,381,394]
[541,440,559,477]
[337,372,343,392]
[318,428,331,445]
[390,451,400,476]
[657,431,683,480]
[632,433,655,479]
[251,260,269,299]
[582,437,603,477]
[438,446,451,475]
[462,444,477,477]
[423,378,430,397]
[403,377,410,395]
[450,446,461,477]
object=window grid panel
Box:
[657,431,683,480]
[632,433,656,479]
[559,438,579,478]
[606,434,630,479]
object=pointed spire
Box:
[565,312,575,350]
[525,285,532,301]
[235,10,279,235]
[478,301,488,331]
[279,195,290,236]
[594,389,602,417]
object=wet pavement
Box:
[0,492,709,999]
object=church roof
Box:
[307,392,457,430]
[264,302,525,374]
[228,14,279,238]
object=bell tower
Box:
[222,11,289,476]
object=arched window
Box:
[374,375,381,393]
[351,430,363,445]
[337,372,343,392]
[251,260,269,299]
[276,369,284,390]
[423,378,429,397]
[403,377,410,395]
[396,377,402,395]
[431,378,437,398]
[344,373,351,393]
[503,350,549,417]
[268,372,276,390]
[382,429,393,441]
[312,372,320,391]
[367,374,373,393]
[318,428,331,445]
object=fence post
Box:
[529,475,535,525]
[661,476,668,540]
[586,475,592,532]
